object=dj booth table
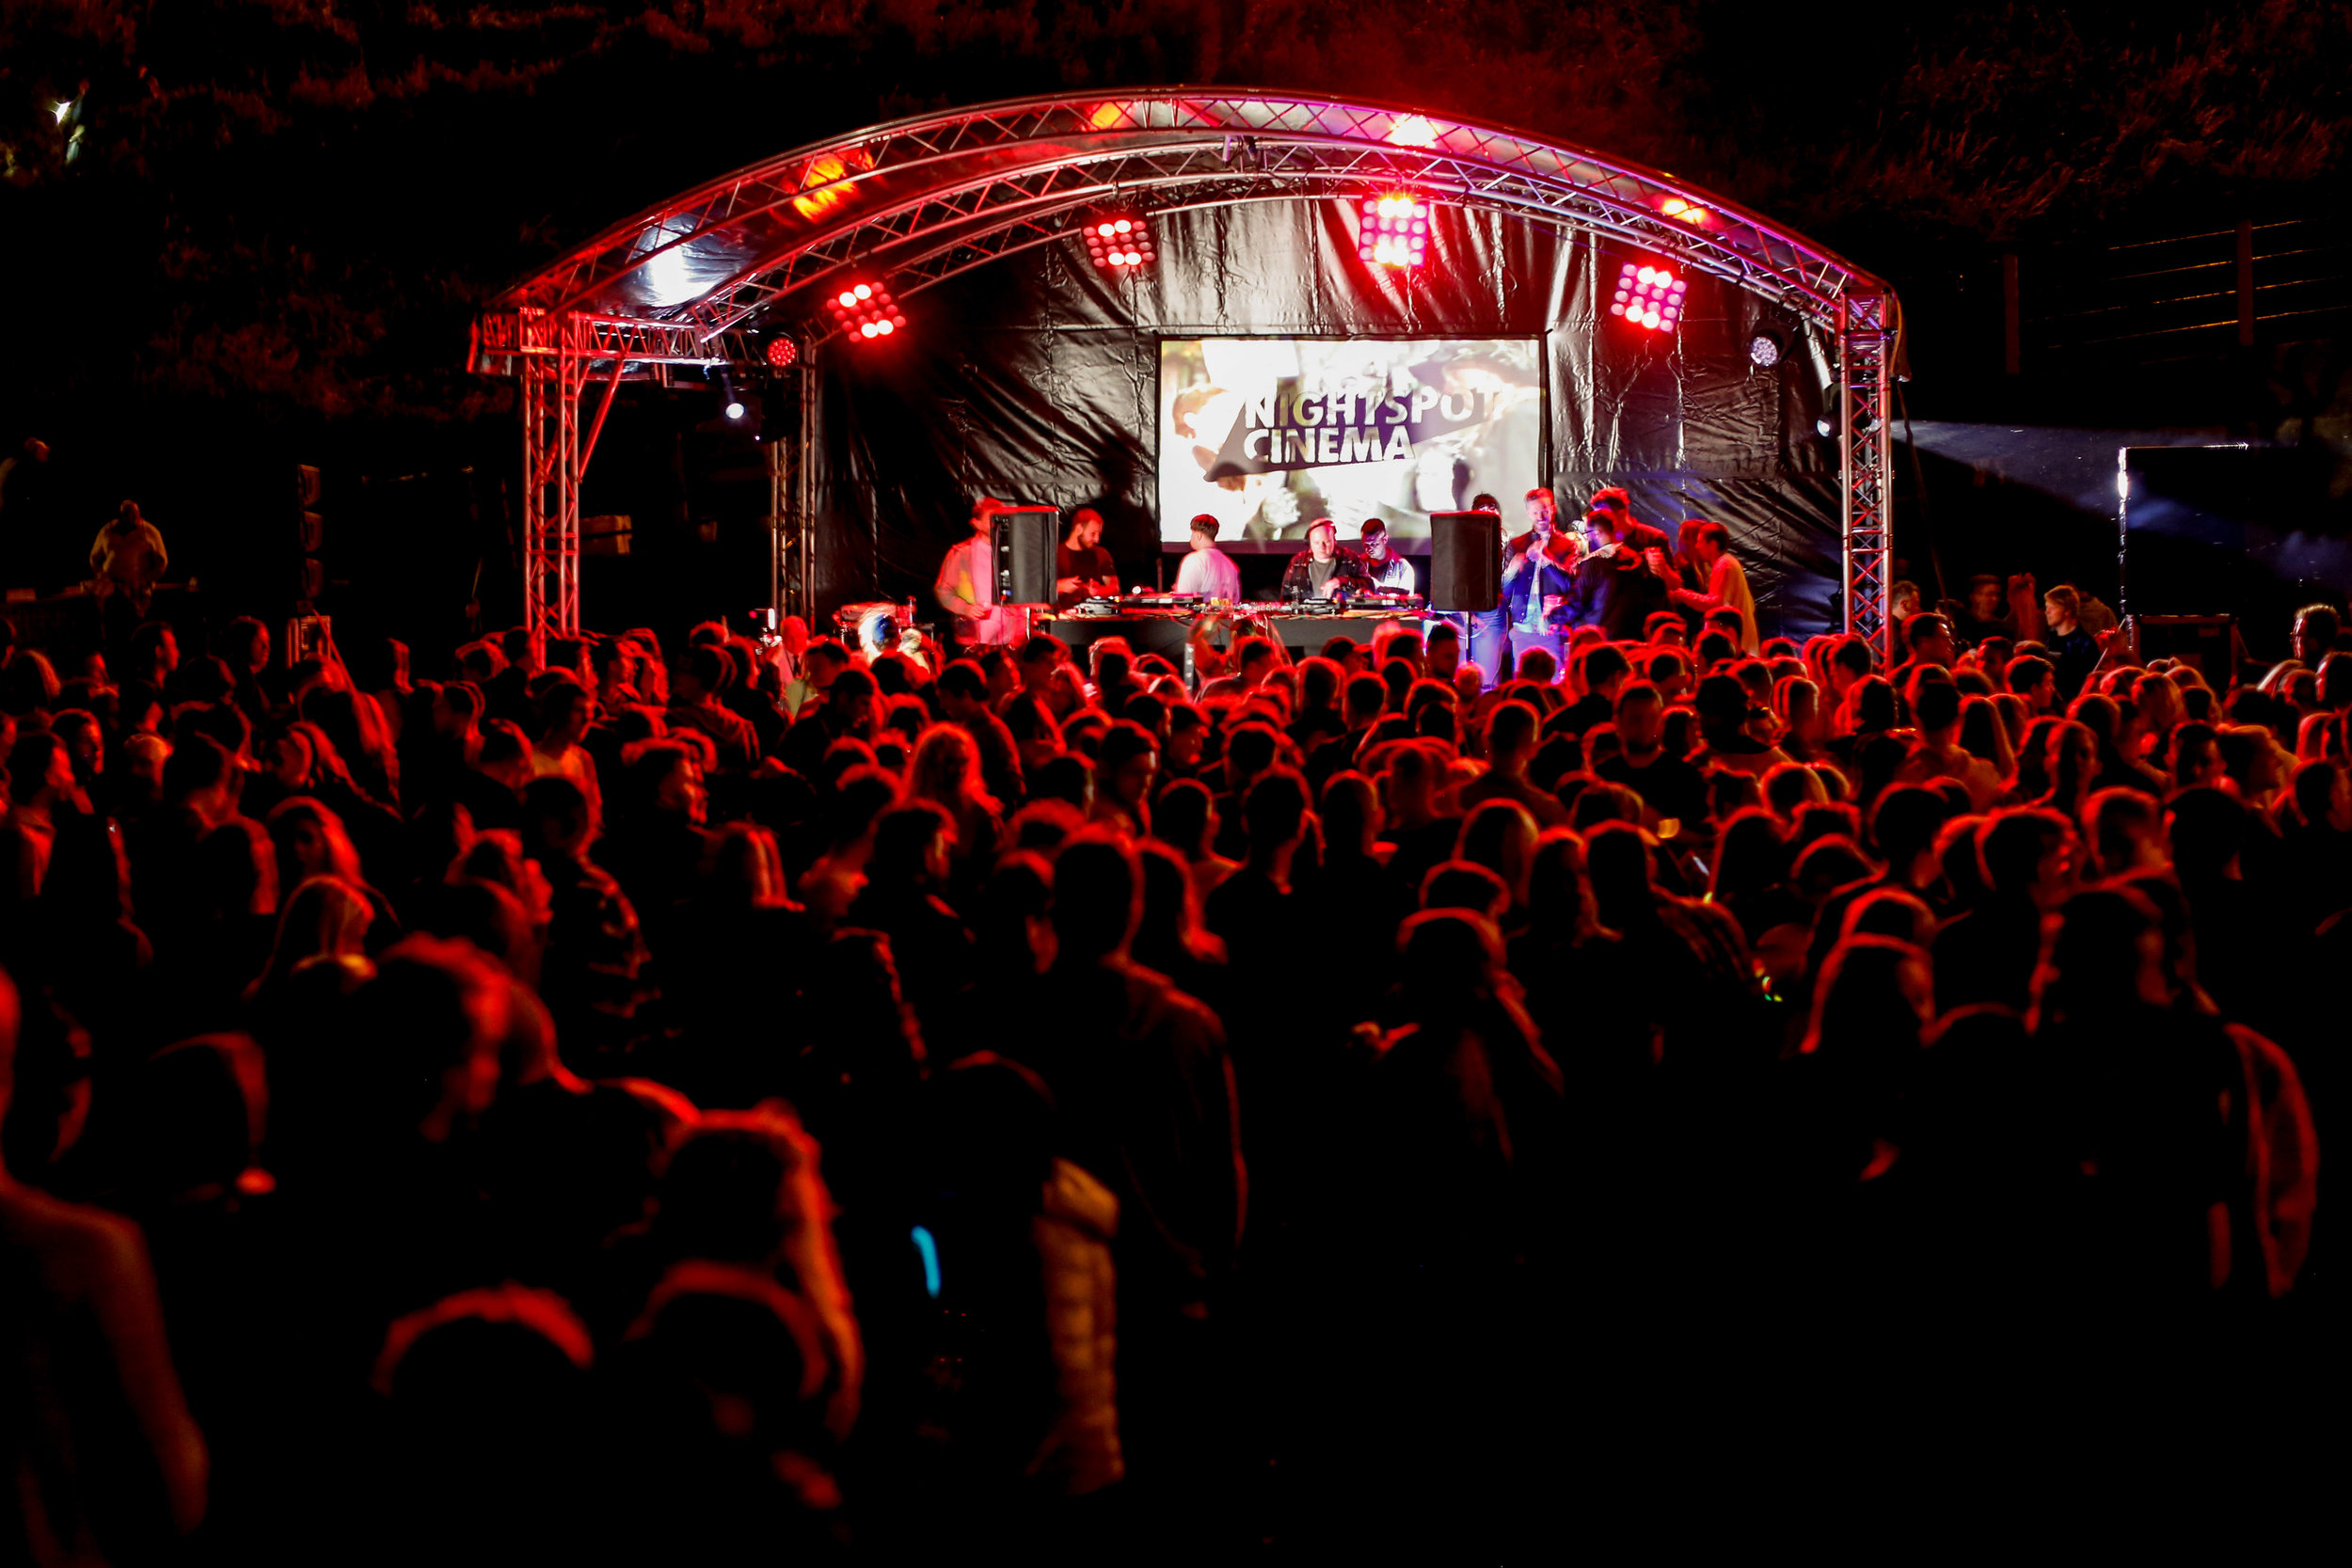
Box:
[1041,609,1429,661]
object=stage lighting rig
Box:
[827,279,905,341]
[720,372,747,421]
[765,336,800,370]
[1749,328,1788,368]
[1611,261,1684,333]
[1084,214,1156,270]
[1359,194,1429,269]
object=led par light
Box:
[1359,194,1429,269]
[1611,261,1685,332]
[826,279,906,341]
[1084,214,1155,270]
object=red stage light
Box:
[765,337,799,369]
[825,278,905,343]
[1083,213,1155,270]
[1610,261,1685,332]
[1359,194,1429,269]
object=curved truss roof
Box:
[490,88,1893,353]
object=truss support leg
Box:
[1839,294,1896,665]
[792,357,818,626]
[766,424,788,628]
[521,337,547,658]
[520,310,585,658]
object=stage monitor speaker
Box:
[2127,614,2234,683]
[993,505,1061,606]
[1429,510,1499,613]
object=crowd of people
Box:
[0,524,2335,1560]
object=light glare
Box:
[1388,114,1439,149]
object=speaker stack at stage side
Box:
[1429,511,1501,613]
[993,506,1062,607]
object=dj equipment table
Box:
[1041,608,1429,659]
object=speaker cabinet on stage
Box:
[993,506,1061,606]
[1429,510,1500,613]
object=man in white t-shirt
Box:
[1172,512,1242,600]
[934,497,1017,646]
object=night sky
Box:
[5,1,2348,621]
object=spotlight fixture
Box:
[1611,261,1685,332]
[1359,194,1429,269]
[720,372,747,421]
[1660,196,1709,225]
[1749,328,1788,368]
[765,336,800,370]
[826,278,906,342]
[1816,397,1879,440]
[1084,213,1156,270]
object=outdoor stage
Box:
[470,91,1899,658]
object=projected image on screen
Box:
[1158,338,1542,544]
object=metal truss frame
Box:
[479,89,1900,647]
[516,309,584,644]
[473,308,760,379]
[1838,294,1898,662]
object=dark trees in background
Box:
[1,1,2347,637]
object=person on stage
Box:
[1501,489,1578,674]
[1279,519,1372,601]
[1667,518,1758,653]
[1586,487,1675,558]
[1055,507,1120,610]
[1356,518,1417,595]
[91,499,169,641]
[1173,513,1243,600]
[1563,505,1670,640]
[935,497,1017,647]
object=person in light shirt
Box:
[1356,518,1417,594]
[1667,518,1758,654]
[935,497,1017,646]
[1173,513,1242,600]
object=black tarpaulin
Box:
[812,200,1844,639]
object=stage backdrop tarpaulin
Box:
[812,201,1844,635]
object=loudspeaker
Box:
[1430,510,1500,612]
[993,506,1061,606]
